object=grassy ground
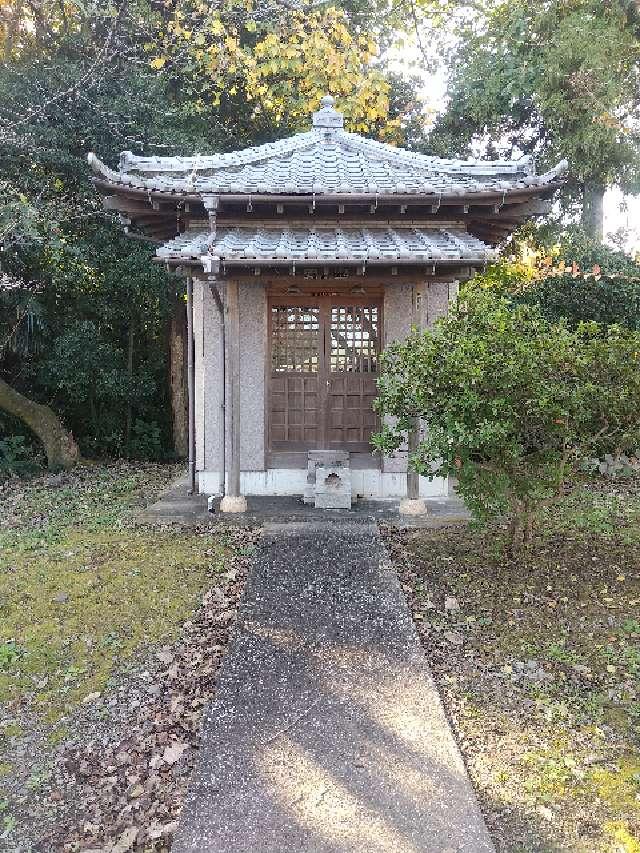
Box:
[0,462,249,850]
[0,462,225,720]
[387,478,640,853]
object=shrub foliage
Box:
[373,292,640,550]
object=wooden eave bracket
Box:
[202,194,220,213]
[203,194,220,238]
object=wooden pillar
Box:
[186,274,196,495]
[407,284,422,500]
[228,279,240,498]
[220,278,247,512]
[406,417,420,500]
[400,283,427,515]
[207,278,226,497]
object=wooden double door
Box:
[269,293,382,454]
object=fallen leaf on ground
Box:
[110,826,138,853]
[163,742,188,765]
[444,630,464,646]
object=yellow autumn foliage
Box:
[148,3,395,135]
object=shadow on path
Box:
[172,521,502,852]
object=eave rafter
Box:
[96,182,560,247]
[93,178,562,212]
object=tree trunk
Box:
[508,496,536,555]
[0,377,79,470]
[169,296,188,458]
[508,513,525,556]
[507,495,528,556]
[125,316,134,447]
[582,180,605,241]
[3,1,24,60]
[524,511,535,546]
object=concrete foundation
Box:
[137,474,470,528]
[199,469,448,500]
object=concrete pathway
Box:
[173,521,494,853]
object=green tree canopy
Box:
[428,0,640,237]
[0,0,417,466]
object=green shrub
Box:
[468,230,640,330]
[0,436,42,478]
[520,270,640,332]
[126,419,164,461]
[373,291,640,550]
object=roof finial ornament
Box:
[312,94,344,130]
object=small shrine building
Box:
[88,96,567,512]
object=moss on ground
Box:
[589,754,640,806]
[0,463,228,720]
[604,820,640,853]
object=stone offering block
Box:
[304,451,352,509]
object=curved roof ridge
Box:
[88,131,318,179]
[86,95,568,197]
[87,152,121,183]
[339,131,536,176]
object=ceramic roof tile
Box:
[156,226,496,265]
[89,96,568,198]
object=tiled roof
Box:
[89,96,568,198]
[156,225,495,266]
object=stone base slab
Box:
[304,451,352,509]
[399,498,428,516]
[199,469,448,500]
[219,495,248,513]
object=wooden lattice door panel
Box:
[268,295,382,453]
[271,305,320,373]
[327,303,381,451]
[270,375,320,448]
[327,375,378,449]
[329,305,380,374]
[269,305,321,450]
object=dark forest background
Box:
[1,0,638,472]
